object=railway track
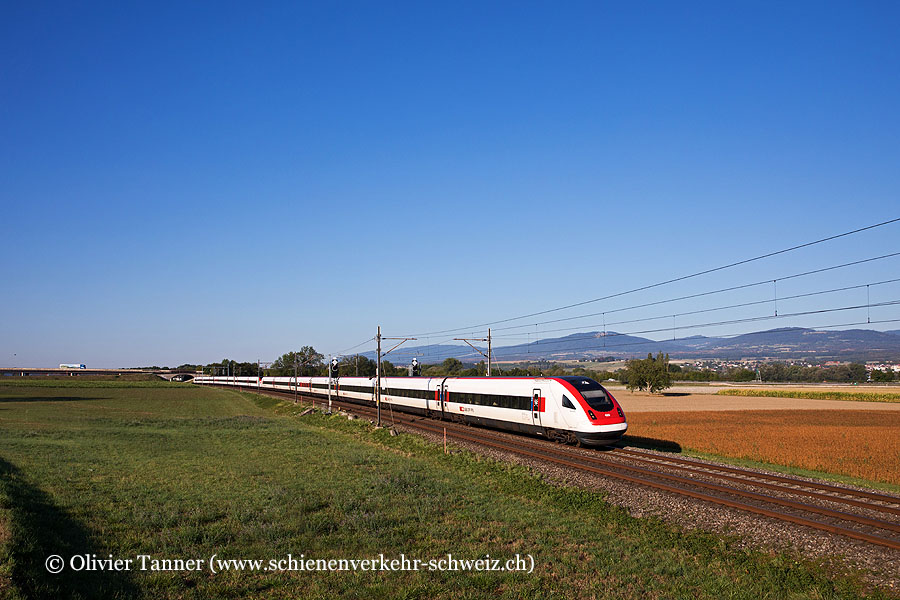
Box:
[216,384,900,552]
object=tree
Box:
[380,360,402,376]
[204,358,257,376]
[623,353,672,393]
[441,358,464,374]
[339,355,377,377]
[271,346,324,376]
[727,368,757,382]
[847,363,867,383]
[871,368,895,382]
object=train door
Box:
[439,377,450,420]
[428,380,439,415]
[532,388,543,428]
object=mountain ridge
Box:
[363,327,900,364]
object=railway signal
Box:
[410,357,420,376]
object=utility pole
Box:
[376,327,382,426]
[453,329,493,376]
[356,354,359,377]
[256,360,273,396]
[376,327,417,427]
[488,328,492,377]
[328,357,338,413]
[293,354,298,404]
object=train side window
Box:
[562,395,575,410]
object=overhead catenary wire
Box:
[363,312,900,366]
[488,277,900,341]
[393,272,900,362]
[484,251,900,334]
[355,295,900,364]
[324,224,900,367]
[375,254,900,363]
[494,317,900,360]
[483,299,900,357]
[398,249,900,345]
[400,294,900,364]
[333,336,376,356]
[392,250,900,353]
[397,218,900,338]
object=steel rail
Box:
[611,447,900,506]
[604,449,900,517]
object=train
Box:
[59,364,86,369]
[194,374,627,446]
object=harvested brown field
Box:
[626,410,900,486]
[610,388,900,412]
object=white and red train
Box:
[195,374,628,446]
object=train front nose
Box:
[580,391,627,446]
[576,421,628,446]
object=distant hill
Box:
[666,327,900,362]
[365,327,900,365]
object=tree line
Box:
[174,348,894,387]
[669,362,881,383]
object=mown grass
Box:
[0,379,180,389]
[717,389,900,403]
[0,384,892,599]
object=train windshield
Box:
[559,377,614,411]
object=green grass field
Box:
[0,381,890,599]
[716,388,900,403]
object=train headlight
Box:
[587,410,597,420]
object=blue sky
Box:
[2,1,899,367]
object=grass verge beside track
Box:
[717,389,900,403]
[0,384,891,599]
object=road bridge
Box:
[0,368,198,380]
